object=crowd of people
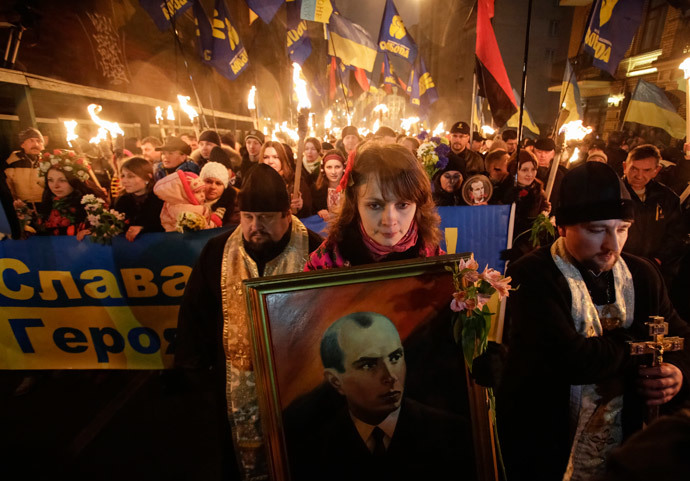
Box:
[4,117,690,480]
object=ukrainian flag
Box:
[624,79,686,139]
[506,89,540,136]
[560,60,582,123]
[327,13,378,72]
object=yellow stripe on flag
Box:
[249,8,258,25]
[624,99,686,139]
[327,31,377,72]
[507,110,540,136]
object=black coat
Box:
[498,247,690,480]
[114,192,164,233]
[623,179,686,278]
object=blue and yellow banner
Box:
[139,0,193,31]
[560,59,582,124]
[507,88,540,137]
[623,79,686,139]
[327,13,378,72]
[193,0,213,63]
[210,0,250,80]
[377,0,417,63]
[300,0,333,23]
[583,0,645,76]
[245,0,284,24]
[287,0,312,65]
[0,229,228,370]
[407,55,438,119]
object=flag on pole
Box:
[377,0,418,63]
[560,59,582,124]
[472,96,484,134]
[210,0,249,80]
[287,0,312,65]
[300,0,333,23]
[244,0,284,24]
[507,88,540,136]
[583,0,645,76]
[407,56,438,119]
[193,0,213,63]
[623,79,686,139]
[139,0,192,31]
[475,0,517,127]
[327,13,378,72]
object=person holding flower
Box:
[34,151,99,236]
[305,142,442,269]
[113,156,164,241]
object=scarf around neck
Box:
[358,219,419,261]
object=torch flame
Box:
[166,106,175,121]
[569,147,581,164]
[325,110,333,130]
[64,120,78,147]
[481,125,495,136]
[292,62,311,110]
[177,95,199,123]
[680,58,690,80]
[248,86,256,110]
[155,106,163,125]
[559,120,592,142]
[373,104,389,114]
[432,122,445,137]
[372,118,381,133]
[400,117,420,132]
[89,127,109,144]
[87,104,124,139]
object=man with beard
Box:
[175,163,322,480]
[4,127,45,205]
[498,162,690,481]
[447,121,483,177]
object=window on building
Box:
[549,20,559,37]
[638,0,667,53]
[545,48,556,62]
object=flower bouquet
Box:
[13,200,37,238]
[417,136,451,179]
[82,194,126,244]
[448,256,512,478]
[175,211,207,233]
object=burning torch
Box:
[292,62,311,200]
[549,120,593,201]
[177,95,200,139]
[248,85,258,130]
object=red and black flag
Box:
[475,0,517,127]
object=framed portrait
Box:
[462,174,493,205]
[244,254,498,481]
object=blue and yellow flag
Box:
[287,0,312,65]
[507,88,540,136]
[407,56,438,119]
[560,59,582,124]
[300,0,333,23]
[583,0,645,76]
[327,13,378,72]
[377,0,417,63]
[382,53,397,86]
[193,0,213,64]
[210,0,249,80]
[139,0,192,31]
[623,79,686,139]
[244,0,284,24]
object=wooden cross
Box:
[629,315,685,423]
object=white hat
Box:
[199,161,229,187]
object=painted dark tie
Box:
[372,426,386,457]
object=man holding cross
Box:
[498,162,690,481]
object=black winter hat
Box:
[156,136,192,155]
[534,138,555,151]
[238,164,290,212]
[245,129,265,144]
[199,129,221,145]
[555,162,634,226]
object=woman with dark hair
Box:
[305,142,443,269]
[500,150,550,259]
[34,153,98,236]
[302,137,323,184]
[114,156,164,241]
[311,149,346,221]
[259,140,312,217]
[432,156,465,207]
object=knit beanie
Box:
[199,129,221,146]
[238,164,289,212]
[342,126,359,139]
[19,127,44,144]
[556,162,634,226]
[200,161,229,187]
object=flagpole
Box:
[517,0,533,146]
[328,31,352,118]
[470,71,478,136]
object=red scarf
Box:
[359,219,419,261]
